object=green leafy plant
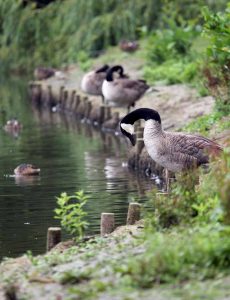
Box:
[202,4,230,115]
[120,225,230,287]
[144,59,199,84]
[54,190,89,240]
[182,111,223,136]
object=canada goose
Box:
[14,164,40,176]
[102,65,149,112]
[81,65,110,102]
[120,108,223,188]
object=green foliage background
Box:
[0,0,227,73]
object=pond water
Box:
[0,77,158,259]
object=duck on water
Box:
[14,164,41,176]
[120,108,223,189]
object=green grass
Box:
[182,110,230,136]
[144,59,199,85]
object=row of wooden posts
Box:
[47,202,141,252]
[29,82,163,179]
[29,83,120,129]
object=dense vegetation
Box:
[0,0,228,73]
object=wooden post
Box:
[59,86,65,105]
[46,227,61,251]
[69,90,76,111]
[134,120,141,132]
[126,202,141,225]
[47,85,53,107]
[113,111,119,120]
[104,106,111,121]
[136,127,144,155]
[82,97,88,118]
[85,101,92,120]
[74,94,81,113]
[98,106,105,124]
[62,90,68,110]
[100,213,115,236]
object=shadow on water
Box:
[0,76,159,259]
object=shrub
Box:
[144,59,199,84]
[202,4,230,115]
[54,190,89,240]
[120,225,230,287]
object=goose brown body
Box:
[144,120,222,172]
[81,65,110,96]
[120,108,223,172]
[102,66,149,110]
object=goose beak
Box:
[120,122,136,146]
[130,134,136,146]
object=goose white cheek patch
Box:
[120,123,134,135]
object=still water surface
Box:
[0,77,156,259]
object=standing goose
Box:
[102,65,149,112]
[120,108,223,188]
[81,65,110,103]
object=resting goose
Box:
[120,108,223,188]
[102,65,149,112]
[81,64,111,103]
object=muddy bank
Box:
[0,222,145,300]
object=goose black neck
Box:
[95,64,110,73]
[121,108,161,125]
[106,65,124,82]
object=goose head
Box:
[120,108,161,146]
[106,65,125,82]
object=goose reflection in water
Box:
[14,175,41,187]
[84,151,153,198]
[3,118,22,138]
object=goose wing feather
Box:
[166,132,223,166]
[115,79,149,91]
[92,72,107,89]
